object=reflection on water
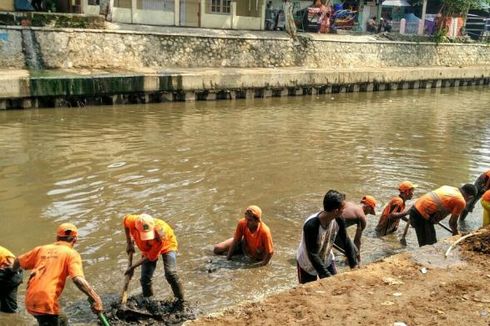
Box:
[0,87,489,324]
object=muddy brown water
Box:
[1,87,489,325]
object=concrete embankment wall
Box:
[1,27,490,69]
[0,27,489,109]
[1,66,489,109]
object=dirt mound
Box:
[461,226,490,254]
[105,296,199,325]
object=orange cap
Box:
[245,205,262,220]
[399,181,417,193]
[361,195,377,215]
[135,214,155,241]
[56,223,78,237]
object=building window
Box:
[137,0,174,11]
[210,0,231,14]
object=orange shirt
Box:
[482,190,490,202]
[233,218,273,260]
[123,215,178,261]
[375,196,405,235]
[17,241,84,315]
[414,186,466,221]
[0,245,15,269]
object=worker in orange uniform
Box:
[12,223,103,326]
[336,195,377,263]
[213,205,273,267]
[481,190,490,227]
[375,181,416,236]
[0,246,23,313]
[123,214,184,302]
[409,184,477,246]
[460,170,490,221]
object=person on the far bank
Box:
[410,184,477,247]
[375,181,416,236]
[296,190,358,284]
[336,195,377,263]
[460,169,490,221]
[214,205,273,267]
[0,245,23,313]
[367,16,377,33]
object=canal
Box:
[0,86,489,324]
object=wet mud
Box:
[189,227,490,325]
[461,226,490,254]
[105,295,199,325]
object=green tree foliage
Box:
[440,0,489,16]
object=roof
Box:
[382,0,411,7]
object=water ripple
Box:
[0,87,489,323]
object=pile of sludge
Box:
[461,226,490,255]
[105,295,199,325]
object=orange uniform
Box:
[233,218,273,260]
[482,190,490,227]
[123,214,178,261]
[17,242,84,315]
[375,196,405,235]
[483,190,490,202]
[0,246,15,269]
[414,186,466,223]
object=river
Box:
[0,86,489,325]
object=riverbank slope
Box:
[189,227,490,326]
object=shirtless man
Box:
[336,195,377,263]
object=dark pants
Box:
[33,314,68,326]
[297,261,337,284]
[461,175,488,220]
[410,208,437,247]
[140,251,184,300]
[0,269,23,313]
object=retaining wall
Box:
[0,27,489,70]
[1,66,489,109]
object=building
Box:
[83,0,266,30]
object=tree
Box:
[440,0,489,17]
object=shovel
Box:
[87,297,110,326]
[120,251,134,305]
[116,252,155,320]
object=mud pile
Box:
[461,226,490,255]
[104,296,199,325]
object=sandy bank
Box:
[188,227,490,326]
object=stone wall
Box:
[1,27,489,70]
[0,29,24,68]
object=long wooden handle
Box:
[120,252,134,305]
[437,222,453,234]
[332,243,346,255]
